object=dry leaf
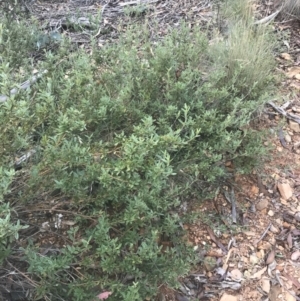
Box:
[269,285,281,301]
[291,250,300,261]
[292,228,300,235]
[62,220,76,226]
[267,260,277,277]
[287,233,293,249]
[206,226,227,253]
[287,66,300,78]
[250,266,267,279]
[277,183,293,200]
[285,291,296,301]
[97,291,112,300]
[243,231,256,236]
[266,249,275,265]
[281,53,292,60]
[261,278,270,293]
[283,272,300,290]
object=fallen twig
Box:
[278,128,290,149]
[14,149,37,169]
[254,9,281,25]
[275,270,300,301]
[206,226,228,254]
[255,222,271,246]
[230,189,236,224]
[119,0,159,7]
[93,4,108,38]
[0,70,48,103]
[267,101,300,124]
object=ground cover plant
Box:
[0,1,277,300]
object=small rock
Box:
[277,146,283,152]
[220,293,238,301]
[285,134,292,143]
[283,222,291,229]
[256,199,268,211]
[230,269,242,281]
[270,224,279,233]
[268,210,274,216]
[289,121,300,133]
[261,278,270,293]
[277,182,293,200]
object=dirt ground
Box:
[169,5,300,301]
[3,0,300,300]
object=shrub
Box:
[0,5,276,301]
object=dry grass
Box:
[281,0,300,18]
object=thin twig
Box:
[230,188,237,224]
[5,259,37,288]
[93,4,108,38]
[0,70,48,103]
[268,101,300,124]
[256,222,271,245]
[254,9,281,25]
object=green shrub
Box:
[0,168,28,264]
[0,8,276,301]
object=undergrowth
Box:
[0,1,276,300]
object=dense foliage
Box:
[0,8,275,300]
